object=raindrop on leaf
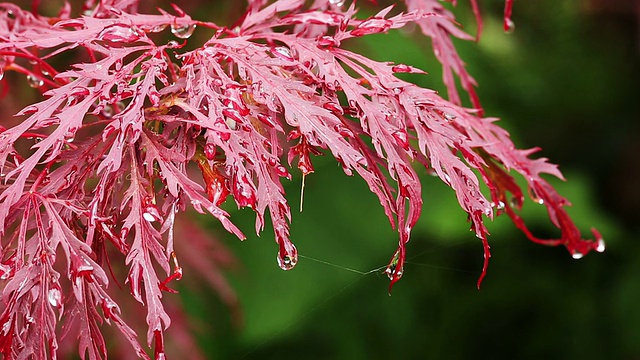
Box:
[171,23,195,39]
[27,74,44,88]
[48,287,62,308]
[504,18,515,33]
[277,254,297,270]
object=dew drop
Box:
[277,253,298,271]
[444,113,457,121]
[392,64,412,73]
[329,0,345,5]
[322,101,343,115]
[48,287,62,307]
[275,165,289,178]
[148,91,161,106]
[504,18,515,34]
[27,74,44,88]
[171,23,196,39]
[101,105,114,118]
[143,203,162,222]
[204,143,216,161]
[272,46,294,62]
[528,187,544,204]
[571,251,584,260]
[151,24,168,33]
[20,105,39,115]
[596,239,606,253]
[392,130,409,150]
[120,227,130,241]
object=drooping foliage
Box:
[0,0,603,358]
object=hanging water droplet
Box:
[504,18,515,34]
[277,253,297,271]
[392,130,410,150]
[596,239,606,253]
[41,69,50,77]
[143,205,162,222]
[275,165,289,178]
[204,143,216,161]
[171,23,196,39]
[528,187,544,204]
[26,74,44,88]
[329,0,345,5]
[101,105,114,118]
[571,251,584,260]
[48,287,62,307]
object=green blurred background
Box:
[25,0,640,358]
[185,1,640,359]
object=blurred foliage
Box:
[181,1,640,359]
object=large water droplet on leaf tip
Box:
[171,23,195,39]
[277,253,298,271]
[504,18,515,33]
[596,239,606,253]
[571,251,584,260]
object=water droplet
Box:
[392,130,410,150]
[492,201,505,210]
[151,24,167,33]
[148,91,161,106]
[143,205,162,222]
[571,251,584,260]
[171,23,196,39]
[102,105,114,118]
[277,253,298,271]
[0,67,5,81]
[329,0,345,5]
[275,165,289,178]
[48,287,62,307]
[98,24,142,43]
[392,64,412,73]
[120,227,130,241]
[596,239,606,253]
[27,74,44,88]
[64,127,77,143]
[444,113,457,121]
[41,69,49,77]
[204,143,216,161]
[528,187,544,204]
[504,18,515,33]
[20,105,39,115]
[323,101,343,115]
[351,17,392,37]
[271,46,294,62]
[317,35,339,48]
[167,40,180,48]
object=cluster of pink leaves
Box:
[0,0,603,358]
